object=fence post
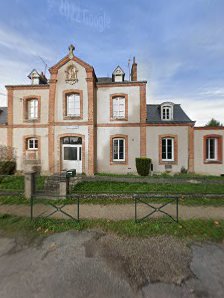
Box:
[24,171,36,199]
[59,177,70,197]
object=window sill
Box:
[110,161,127,165]
[63,116,83,120]
[204,160,222,164]
[159,160,177,165]
[110,118,128,122]
[24,119,40,123]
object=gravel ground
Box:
[0,230,224,298]
[0,203,224,220]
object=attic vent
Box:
[112,66,125,82]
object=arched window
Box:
[63,90,83,119]
[161,102,174,121]
[66,93,80,117]
[113,138,125,161]
[110,94,128,121]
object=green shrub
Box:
[0,161,16,175]
[135,157,151,176]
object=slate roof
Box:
[96,77,147,84]
[0,107,8,124]
[146,104,194,124]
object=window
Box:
[162,106,172,120]
[206,138,218,161]
[66,93,80,116]
[27,138,38,150]
[28,99,38,120]
[113,97,125,119]
[113,138,125,161]
[162,138,174,161]
[62,137,82,145]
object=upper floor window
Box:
[66,93,80,117]
[161,102,174,121]
[113,97,125,119]
[27,138,38,150]
[110,94,128,121]
[113,138,125,161]
[28,99,38,120]
[162,137,174,161]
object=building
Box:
[0,45,223,176]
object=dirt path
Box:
[0,203,224,220]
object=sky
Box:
[0,0,223,125]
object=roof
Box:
[146,104,194,124]
[96,77,147,85]
[0,107,8,124]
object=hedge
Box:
[135,157,151,176]
[0,161,16,175]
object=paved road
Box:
[0,231,223,298]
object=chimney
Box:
[131,57,137,81]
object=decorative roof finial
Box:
[68,44,75,59]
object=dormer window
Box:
[28,69,47,85]
[161,102,174,121]
[112,66,125,82]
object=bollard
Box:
[24,171,36,199]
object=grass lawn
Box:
[0,175,45,191]
[0,214,223,241]
[96,172,224,180]
[72,181,224,194]
[1,195,224,206]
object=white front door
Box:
[62,144,82,174]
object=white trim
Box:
[206,138,218,161]
[113,97,125,119]
[113,138,125,161]
[161,105,173,121]
[162,138,174,161]
[28,99,38,120]
[66,93,80,117]
[27,138,38,150]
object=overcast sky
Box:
[0,0,223,125]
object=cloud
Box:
[0,25,53,60]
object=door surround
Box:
[57,133,85,174]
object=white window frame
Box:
[66,93,80,117]
[161,105,173,121]
[162,138,174,161]
[113,97,125,119]
[113,138,125,161]
[206,138,218,161]
[27,138,38,151]
[28,99,38,120]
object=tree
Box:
[205,118,223,127]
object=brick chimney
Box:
[131,57,137,81]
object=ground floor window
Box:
[162,138,174,161]
[113,138,125,161]
[206,138,217,160]
[27,138,38,150]
[204,135,223,163]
